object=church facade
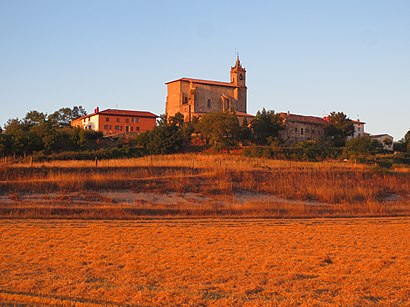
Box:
[165,57,253,122]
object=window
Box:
[136,127,140,132]
[207,99,211,108]
[301,128,304,135]
[135,118,139,123]
[294,127,297,132]
[105,117,109,122]
[83,118,86,123]
[116,118,120,123]
[104,125,109,129]
[88,118,90,122]
[183,97,188,104]
[115,125,122,131]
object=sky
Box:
[0,0,409,140]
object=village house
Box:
[351,119,366,138]
[165,57,254,123]
[279,112,327,144]
[71,108,158,136]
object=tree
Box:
[394,129,410,152]
[137,113,190,154]
[23,111,47,127]
[48,106,87,127]
[240,118,252,145]
[343,136,383,159]
[198,112,241,147]
[250,108,283,145]
[324,112,354,147]
[3,118,32,156]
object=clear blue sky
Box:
[0,0,409,140]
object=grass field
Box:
[0,155,409,305]
[0,154,409,218]
[0,218,409,306]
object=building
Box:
[351,119,366,138]
[165,57,253,123]
[371,134,394,151]
[71,108,158,136]
[279,112,327,144]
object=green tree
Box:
[250,108,283,145]
[23,110,47,127]
[198,112,241,147]
[393,129,410,152]
[137,113,190,154]
[324,112,354,147]
[0,134,13,156]
[343,136,383,159]
[3,118,32,156]
[240,118,252,145]
[48,106,87,127]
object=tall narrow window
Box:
[301,128,304,135]
[207,99,211,108]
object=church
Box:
[165,57,253,122]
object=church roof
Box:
[166,77,239,88]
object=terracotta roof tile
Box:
[73,109,158,121]
[166,77,239,88]
[279,112,326,125]
[99,109,158,117]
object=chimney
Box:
[94,107,99,113]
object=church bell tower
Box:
[230,56,246,87]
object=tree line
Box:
[0,106,101,157]
[137,109,409,162]
[1,106,409,163]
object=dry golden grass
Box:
[0,154,409,218]
[0,218,409,305]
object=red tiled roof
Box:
[279,112,326,125]
[166,77,239,88]
[99,109,158,117]
[73,109,158,121]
